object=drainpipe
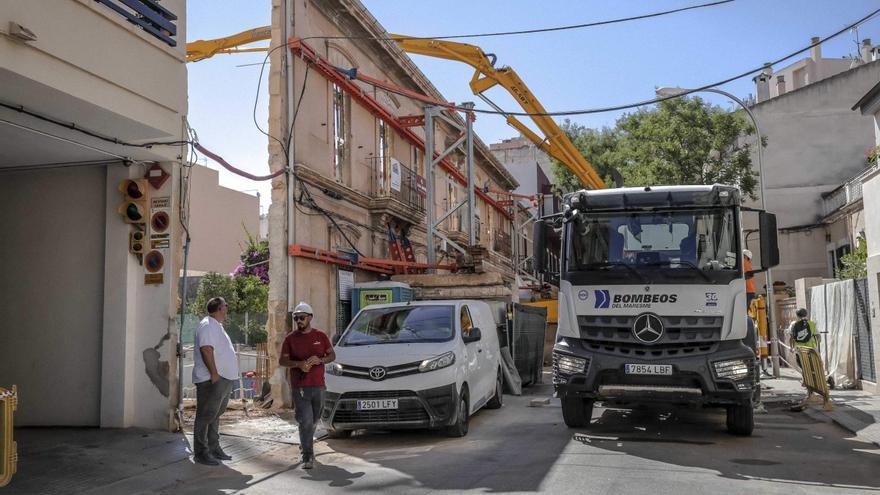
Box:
[286,0,296,314]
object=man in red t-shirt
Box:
[279,301,335,469]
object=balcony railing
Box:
[493,230,512,258]
[95,0,178,47]
[821,163,879,217]
[372,159,426,213]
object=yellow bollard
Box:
[749,295,769,358]
[0,385,17,487]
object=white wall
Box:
[0,165,106,425]
[745,61,880,286]
[186,164,260,274]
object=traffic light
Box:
[129,230,145,255]
[118,179,149,224]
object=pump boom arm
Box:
[391,35,605,190]
[185,27,605,189]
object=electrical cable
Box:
[308,0,735,41]
[0,101,190,147]
[343,6,880,117]
[252,44,294,155]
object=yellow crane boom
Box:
[185,27,605,189]
[186,26,271,63]
[391,35,605,190]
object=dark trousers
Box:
[194,377,233,457]
[292,386,325,460]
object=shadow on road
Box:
[8,427,255,495]
[325,386,573,493]
[572,401,880,490]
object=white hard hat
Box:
[293,301,313,314]
[742,249,752,259]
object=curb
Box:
[802,404,880,448]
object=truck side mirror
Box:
[463,327,482,344]
[759,211,780,269]
[533,220,546,274]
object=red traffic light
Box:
[119,179,148,201]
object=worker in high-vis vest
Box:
[787,308,820,369]
[743,249,757,308]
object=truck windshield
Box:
[565,208,740,284]
[340,305,455,346]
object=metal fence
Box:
[181,344,270,401]
[854,278,876,382]
[508,304,547,387]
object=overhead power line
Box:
[309,0,735,41]
[347,7,880,116]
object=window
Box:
[339,305,455,345]
[460,305,474,338]
[332,83,348,183]
[378,119,389,191]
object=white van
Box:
[323,300,503,437]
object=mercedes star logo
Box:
[632,313,664,344]
[369,366,387,381]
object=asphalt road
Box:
[234,384,880,495]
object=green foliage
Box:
[188,272,268,344]
[233,228,269,284]
[836,235,868,280]
[550,97,761,199]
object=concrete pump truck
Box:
[534,185,779,436]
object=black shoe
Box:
[194,454,220,466]
[211,449,232,461]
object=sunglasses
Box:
[293,315,310,321]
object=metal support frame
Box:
[425,104,478,269]
[512,205,539,284]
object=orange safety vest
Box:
[744,257,756,294]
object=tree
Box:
[551,97,761,199]
[836,235,867,280]
[189,272,268,344]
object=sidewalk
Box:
[761,367,880,448]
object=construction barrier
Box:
[0,385,17,487]
[796,347,833,411]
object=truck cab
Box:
[534,184,779,436]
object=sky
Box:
[186,0,880,212]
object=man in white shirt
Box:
[192,297,239,466]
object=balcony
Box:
[94,0,178,47]
[370,159,426,225]
[822,163,880,217]
[493,230,513,259]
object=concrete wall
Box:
[745,60,880,288]
[186,164,260,274]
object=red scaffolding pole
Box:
[287,37,513,221]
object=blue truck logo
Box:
[594,289,611,309]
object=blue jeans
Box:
[292,386,325,460]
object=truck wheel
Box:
[486,368,503,409]
[561,396,593,428]
[445,391,469,437]
[726,402,754,436]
